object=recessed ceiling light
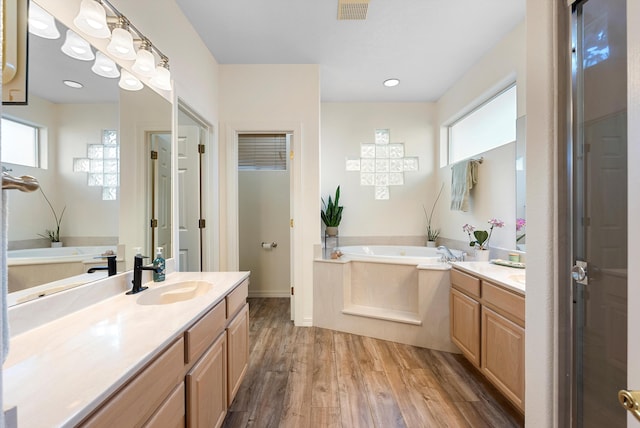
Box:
[63,80,84,89]
[383,78,400,87]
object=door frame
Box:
[226,122,301,323]
[626,0,640,426]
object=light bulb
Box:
[107,27,136,60]
[132,46,156,77]
[28,2,60,39]
[119,69,143,91]
[73,0,110,39]
[61,29,94,61]
[149,61,171,91]
[92,52,120,78]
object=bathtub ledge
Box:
[342,304,422,326]
[417,263,451,271]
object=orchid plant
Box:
[463,218,505,250]
[516,218,526,242]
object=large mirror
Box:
[2,10,172,305]
[515,115,526,251]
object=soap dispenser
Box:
[153,247,166,282]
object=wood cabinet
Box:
[186,332,228,428]
[450,288,481,367]
[227,303,249,404]
[79,279,249,427]
[481,307,525,410]
[80,338,186,428]
[449,268,525,413]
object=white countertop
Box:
[450,261,526,295]
[3,271,250,428]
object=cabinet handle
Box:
[618,389,640,422]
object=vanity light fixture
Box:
[73,0,173,91]
[73,0,110,39]
[119,69,143,91]
[63,80,84,89]
[132,40,156,77]
[91,52,120,78]
[149,58,171,91]
[106,18,136,60]
[28,2,60,39]
[383,78,400,87]
[61,29,95,61]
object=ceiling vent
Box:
[337,0,369,20]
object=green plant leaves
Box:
[473,230,489,245]
[321,186,343,227]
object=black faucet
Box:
[127,254,162,295]
[87,255,117,276]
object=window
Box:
[238,134,288,171]
[448,84,517,164]
[1,117,40,167]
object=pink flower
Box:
[516,218,526,231]
[462,224,475,233]
[488,218,505,228]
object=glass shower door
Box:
[572,0,627,426]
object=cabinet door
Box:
[481,306,525,412]
[186,333,227,428]
[450,288,481,367]
[227,303,249,404]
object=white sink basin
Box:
[507,274,526,285]
[137,281,213,305]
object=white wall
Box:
[219,64,320,326]
[435,20,526,253]
[321,102,437,240]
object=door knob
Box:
[618,389,640,422]
[571,260,588,285]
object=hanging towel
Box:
[450,160,479,211]
[2,189,9,362]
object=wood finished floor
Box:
[223,298,524,428]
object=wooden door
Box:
[177,125,202,271]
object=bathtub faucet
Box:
[437,245,464,263]
[87,255,117,276]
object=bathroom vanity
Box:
[4,271,249,427]
[449,262,526,413]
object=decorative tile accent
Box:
[345,129,419,199]
[73,130,120,200]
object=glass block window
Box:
[73,129,119,200]
[345,128,419,200]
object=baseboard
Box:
[248,291,290,298]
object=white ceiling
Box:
[175,0,526,102]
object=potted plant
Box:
[38,187,66,247]
[321,185,343,237]
[423,183,444,247]
[462,218,504,261]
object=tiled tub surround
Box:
[4,269,250,427]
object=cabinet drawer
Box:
[81,338,185,427]
[483,281,525,326]
[226,279,249,319]
[144,383,185,428]
[185,301,226,364]
[451,268,481,298]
